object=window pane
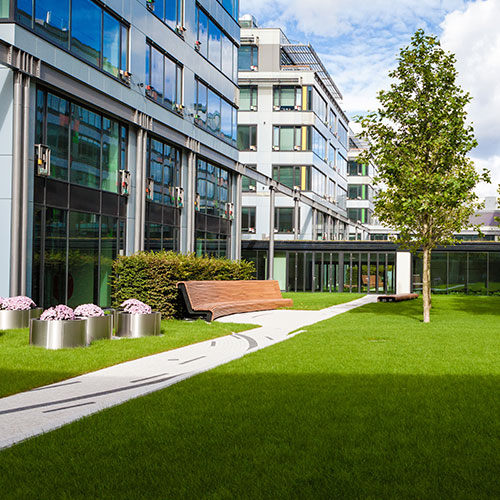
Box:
[468,252,487,294]
[120,25,128,70]
[46,93,70,181]
[207,90,220,134]
[221,35,233,79]
[221,99,232,142]
[151,47,164,101]
[238,45,251,71]
[279,167,294,188]
[100,215,117,307]
[164,57,176,109]
[68,211,99,307]
[149,139,164,203]
[240,87,251,111]
[16,0,32,24]
[102,118,119,192]
[237,125,249,151]
[71,0,102,67]
[197,8,208,58]
[281,87,295,108]
[279,127,294,150]
[103,12,120,76]
[165,0,177,29]
[196,81,207,125]
[208,20,221,69]
[35,0,69,47]
[489,252,500,293]
[44,207,67,306]
[70,103,101,189]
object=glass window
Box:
[1,0,9,17]
[272,165,309,190]
[237,125,256,151]
[238,45,257,71]
[468,252,487,294]
[70,104,101,188]
[16,0,32,24]
[242,207,256,233]
[312,128,327,160]
[164,57,177,109]
[103,12,120,77]
[197,8,208,58]
[165,0,182,30]
[488,253,500,294]
[150,46,164,101]
[35,0,70,47]
[208,20,221,69]
[329,108,337,132]
[46,92,70,181]
[239,86,257,111]
[68,211,99,307]
[221,99,232,142]
[207,89,221,134]
[311,167,326,196]
[195,80,207,126]
[275,207,294,233]
[221,34,233,79]
[338,122,348,148]
[102,118,119,192]
[273,86,301,110]
[242,166,257,192]
[337,185,347,210]
[273,126,307,151]
[71,0,102,67]
[337,152,347,177]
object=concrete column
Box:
[231,172,242,260]
[396,251,412,294]
[293,195,299,240]
[133,128,143,253]
[182,149,196,254]
[10,72,23,296]
[312,208,317,240]
[140,131,147,250]
[268,186,275,280]
[20,75,30,295]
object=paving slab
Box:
[0,294,377,450]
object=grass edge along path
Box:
[1,295,499,499]
[282,291,365,310]
[0,319,257,398]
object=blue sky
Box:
[239,0,500,197]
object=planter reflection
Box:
[115,311,161,338]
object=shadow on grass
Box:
[1,372,499,500]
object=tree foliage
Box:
[356,30,489,321]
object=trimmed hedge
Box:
[111,251,256,319]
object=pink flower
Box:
[40,305,75,321]
[3,296,36,311]
[120,299,152,315]
[74,304,105,318]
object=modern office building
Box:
[0,0,243,307]
[237,15,354,245]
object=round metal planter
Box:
[0,310,31,329]
[30,319,87,349]
[115,311,161,338]
[83,315,113,344]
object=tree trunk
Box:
[422,246,431,323]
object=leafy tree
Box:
[357,29,489,322]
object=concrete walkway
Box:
[0,295,377,450]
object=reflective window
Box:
[312,128,327,160]
[313,89,327,122]
[146,43,183,110]
[147,137,181,207]
[165,0,183,30]
[195,80,208,126]
[337,185,347,210]
[242,165,257,192]
[311,167,326,196]
[237,125,257,151]
[71,0,101,67]
[338,121,348,149]
[36,89,126,191]
[239,86,257,111]
[239,45,258,71]
[196,8,208,58]
[34,0,69,46]
[348,185,372,200]
[337,152,347,177]
[208,89,221,135]
[19,0,127,76]
[208,20,222,69]
[196,159,231,218]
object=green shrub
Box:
[111,251,256,318]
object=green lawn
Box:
[282,291,365,309]
[1,296,500,500]
[0,319,254,398]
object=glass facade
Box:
[145,43,183,111]
[33,87,127,307]
[36,89,127,192]
[195,80,237,146]
[195,159,231,257]
[413,251,500,295]
[17,0,128,77]
[196,6,238,82]
[147,0,183,32]
[144,137,181,251]
[238,45,258,71]
[242,248,396,294]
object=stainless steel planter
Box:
[0,310,31,329]
[83,315,113,344]
[115,311,161,338]
[30,319,87,349]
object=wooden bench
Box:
[362,275,384,290]
[177,280,293,321]
[377,293,419,303]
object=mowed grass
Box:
[0,319,255,398]
[282,291,365,309]
[1,296,500,499]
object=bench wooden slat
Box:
[178,280,293,321]
[377,293,419,303]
